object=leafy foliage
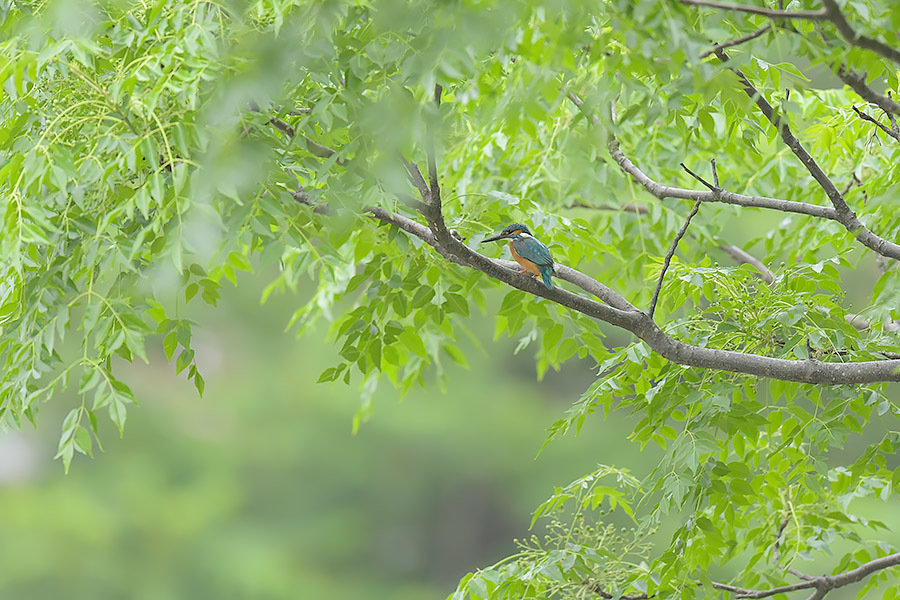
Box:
[452,467,652,600]
[2,0,900,597]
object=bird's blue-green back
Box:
[512,237,553,267]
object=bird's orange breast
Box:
[509,241,541,276]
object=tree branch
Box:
[711,578,816,599]
[649,199,702,319]
[718,54,853,216]
[679,0,826,20]
[820,0,900,66]
[572,201,776,284]
[571,90,900,261]
[248,102,347,163]
[718,53,900,260]
[699,25,771,59]
[683,0,900,65]
[884,93,899,133]
[852,105,900,143]
[771,514,816,581]
[590,585,649,600]
[719,244,774,283]
[402,158,432,204]
[572,201,649,214]
[607,135,838,219]
[829,552,900,587]
[426,83,444,210]
[707,551,900,599]
[836,67,900,117]
[379,180,900,383]
[294,86,900,390]
[680,162,720,192]
[567,93,840,220]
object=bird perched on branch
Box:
[482,223,555,290]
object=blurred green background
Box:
[0,267,649,599]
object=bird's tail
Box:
[539,265,553,290]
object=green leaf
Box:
[163,331,178,361]
[176,349,194,375]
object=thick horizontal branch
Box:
[370,201,900,384]
[829,552,900,587]
[296,89,900,386]
[367,207,637,313]
[710,551,900,599]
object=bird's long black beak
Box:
[481,233,509,243]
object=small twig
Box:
[680,162,719,192]
[840,174,855,197]
[571,198,774,284]
[248,102,346,164]
[291,189,331,215]
[852,105,900,143]
[771,515,790,568]
[699,25,771,59]
[772,514,816,581]
[589,584,650,600]
[649,199,702,319]
[710,158,719,188]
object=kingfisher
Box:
[481,223,555,290]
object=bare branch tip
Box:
[680,162,720,192]
[433,83,443,105]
